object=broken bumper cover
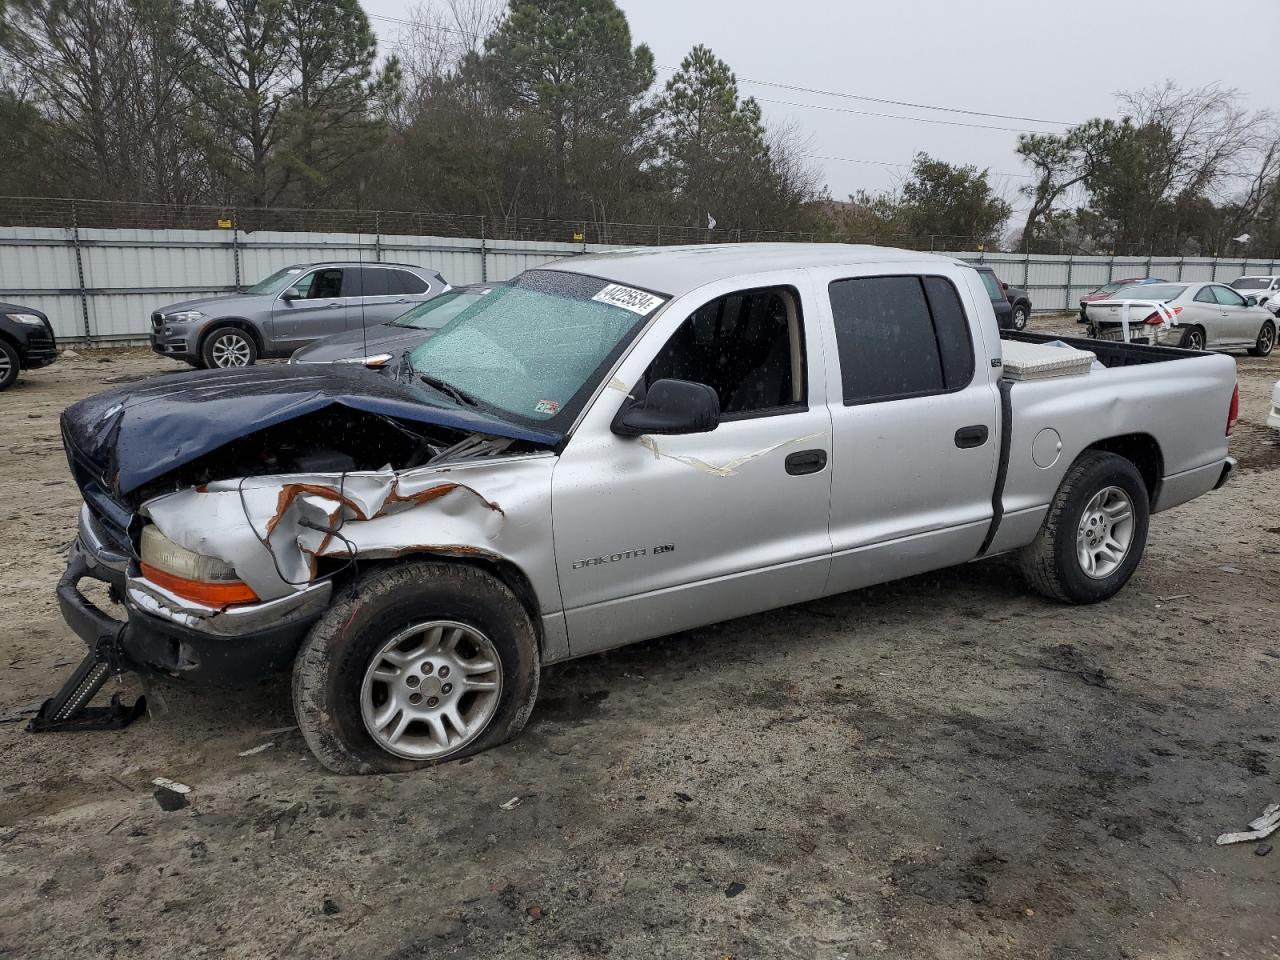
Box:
[58,522,331,685]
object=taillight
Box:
[1226,383,1239,436]
[1144,305,1182,325]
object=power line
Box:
[732,75,1075,127]
[368,13,1076,135]
[806,154,1035,180]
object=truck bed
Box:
[1002,330,1192,368]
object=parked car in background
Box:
[54,244,1238,772]
[1269,380,1280,432]
[289,282,506,367]
[149,262,448,369]
[1083,280,1276,355]
[0,302,58,391]
[974,265,1026,330]
[1078,277,1165,322]
[1230,276,1280,315]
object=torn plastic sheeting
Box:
[639,432,824,478]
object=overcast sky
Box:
[364,0,1280,218]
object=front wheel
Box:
[201,326,258,368]
[1018,451,1150,604]
[0,339,19,391]
[1011,304,1029,331]
[1248,320,1275,357]
[292,562,540,774]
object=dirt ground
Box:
[1,318,1278,960]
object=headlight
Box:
[333,353,393,368]
[139,525,258,605]
[166,310,205,324]
[5,313,45,326]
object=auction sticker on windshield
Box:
[591,284,666,315]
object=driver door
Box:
[271,267,356,352]
[551,276,834,657]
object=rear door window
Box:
[977,270,1003,301]
[360,267,390,297]
[829,275,974,405]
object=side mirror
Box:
[611,378,720,437]
[1001,281,1009,291]
[281,290,302,302]
[1245,295,1258,307]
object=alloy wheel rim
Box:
[1076,485,1135,580]
[1189,331,1203,349]
[1261,325,1275,353]
[211,333,251,367]
[1014,308,1027,329]
[360,620,502,760]
[0,350,12,382]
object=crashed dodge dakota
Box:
[54,244,1239,773]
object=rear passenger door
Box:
[356,267,436,327]
[816,269,1001,595]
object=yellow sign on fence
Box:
[572,231,585,242]
[217,218,233,229]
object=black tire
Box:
[0,339,19,391]
[200,325,258,368]
[1011,304,1029,331]
[1017,451,1150,605]
[292,562,540,774]
[1179,326,1206,351]
[1247,320,1275,357]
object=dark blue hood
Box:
[61,364,562,497]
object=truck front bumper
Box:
[58,509,331,685]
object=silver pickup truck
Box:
[54,245,1238,773]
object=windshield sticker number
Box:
[535,399,561,415]
[591,284,665,315]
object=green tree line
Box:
[2,0,1278,255]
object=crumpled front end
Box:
[60,455,558,685]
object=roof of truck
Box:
[547,243,960,296]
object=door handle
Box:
[954,425,989,448]
[785,449,827,476]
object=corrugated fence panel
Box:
[3,225,1280,342]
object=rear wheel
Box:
[201,326,257,368]
[0,340,19,391]
[1248,320,1275,357]
[1018,451,1150,604]
[292,562,540,774]
[1011,304,1029,331]
[1179,326,1206,351]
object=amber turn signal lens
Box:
[140,562,260,606]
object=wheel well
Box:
[199,319,262,355]
[1084,433,1163,502]
[349,552,545,653]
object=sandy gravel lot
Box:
[1,319,1278,959]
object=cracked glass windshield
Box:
[406,270,666,422]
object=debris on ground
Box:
[1256,843,1272,857]
[1218,565,1244,575]
[322,897,341,915]
[525,904,543,921]
[499,797,521,811]
[238,742,275,757]
[1216,803,1280,845]
[725,881,746,898]
[151,777,191,794]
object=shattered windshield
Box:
[406,270,666,425]
[246,265,306,295]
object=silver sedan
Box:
[1085,281,1276,355]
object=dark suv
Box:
[149,261,447,368]
[973,266,1031,331]
[0,302,58,391]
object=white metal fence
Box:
[2,225,1279,342]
